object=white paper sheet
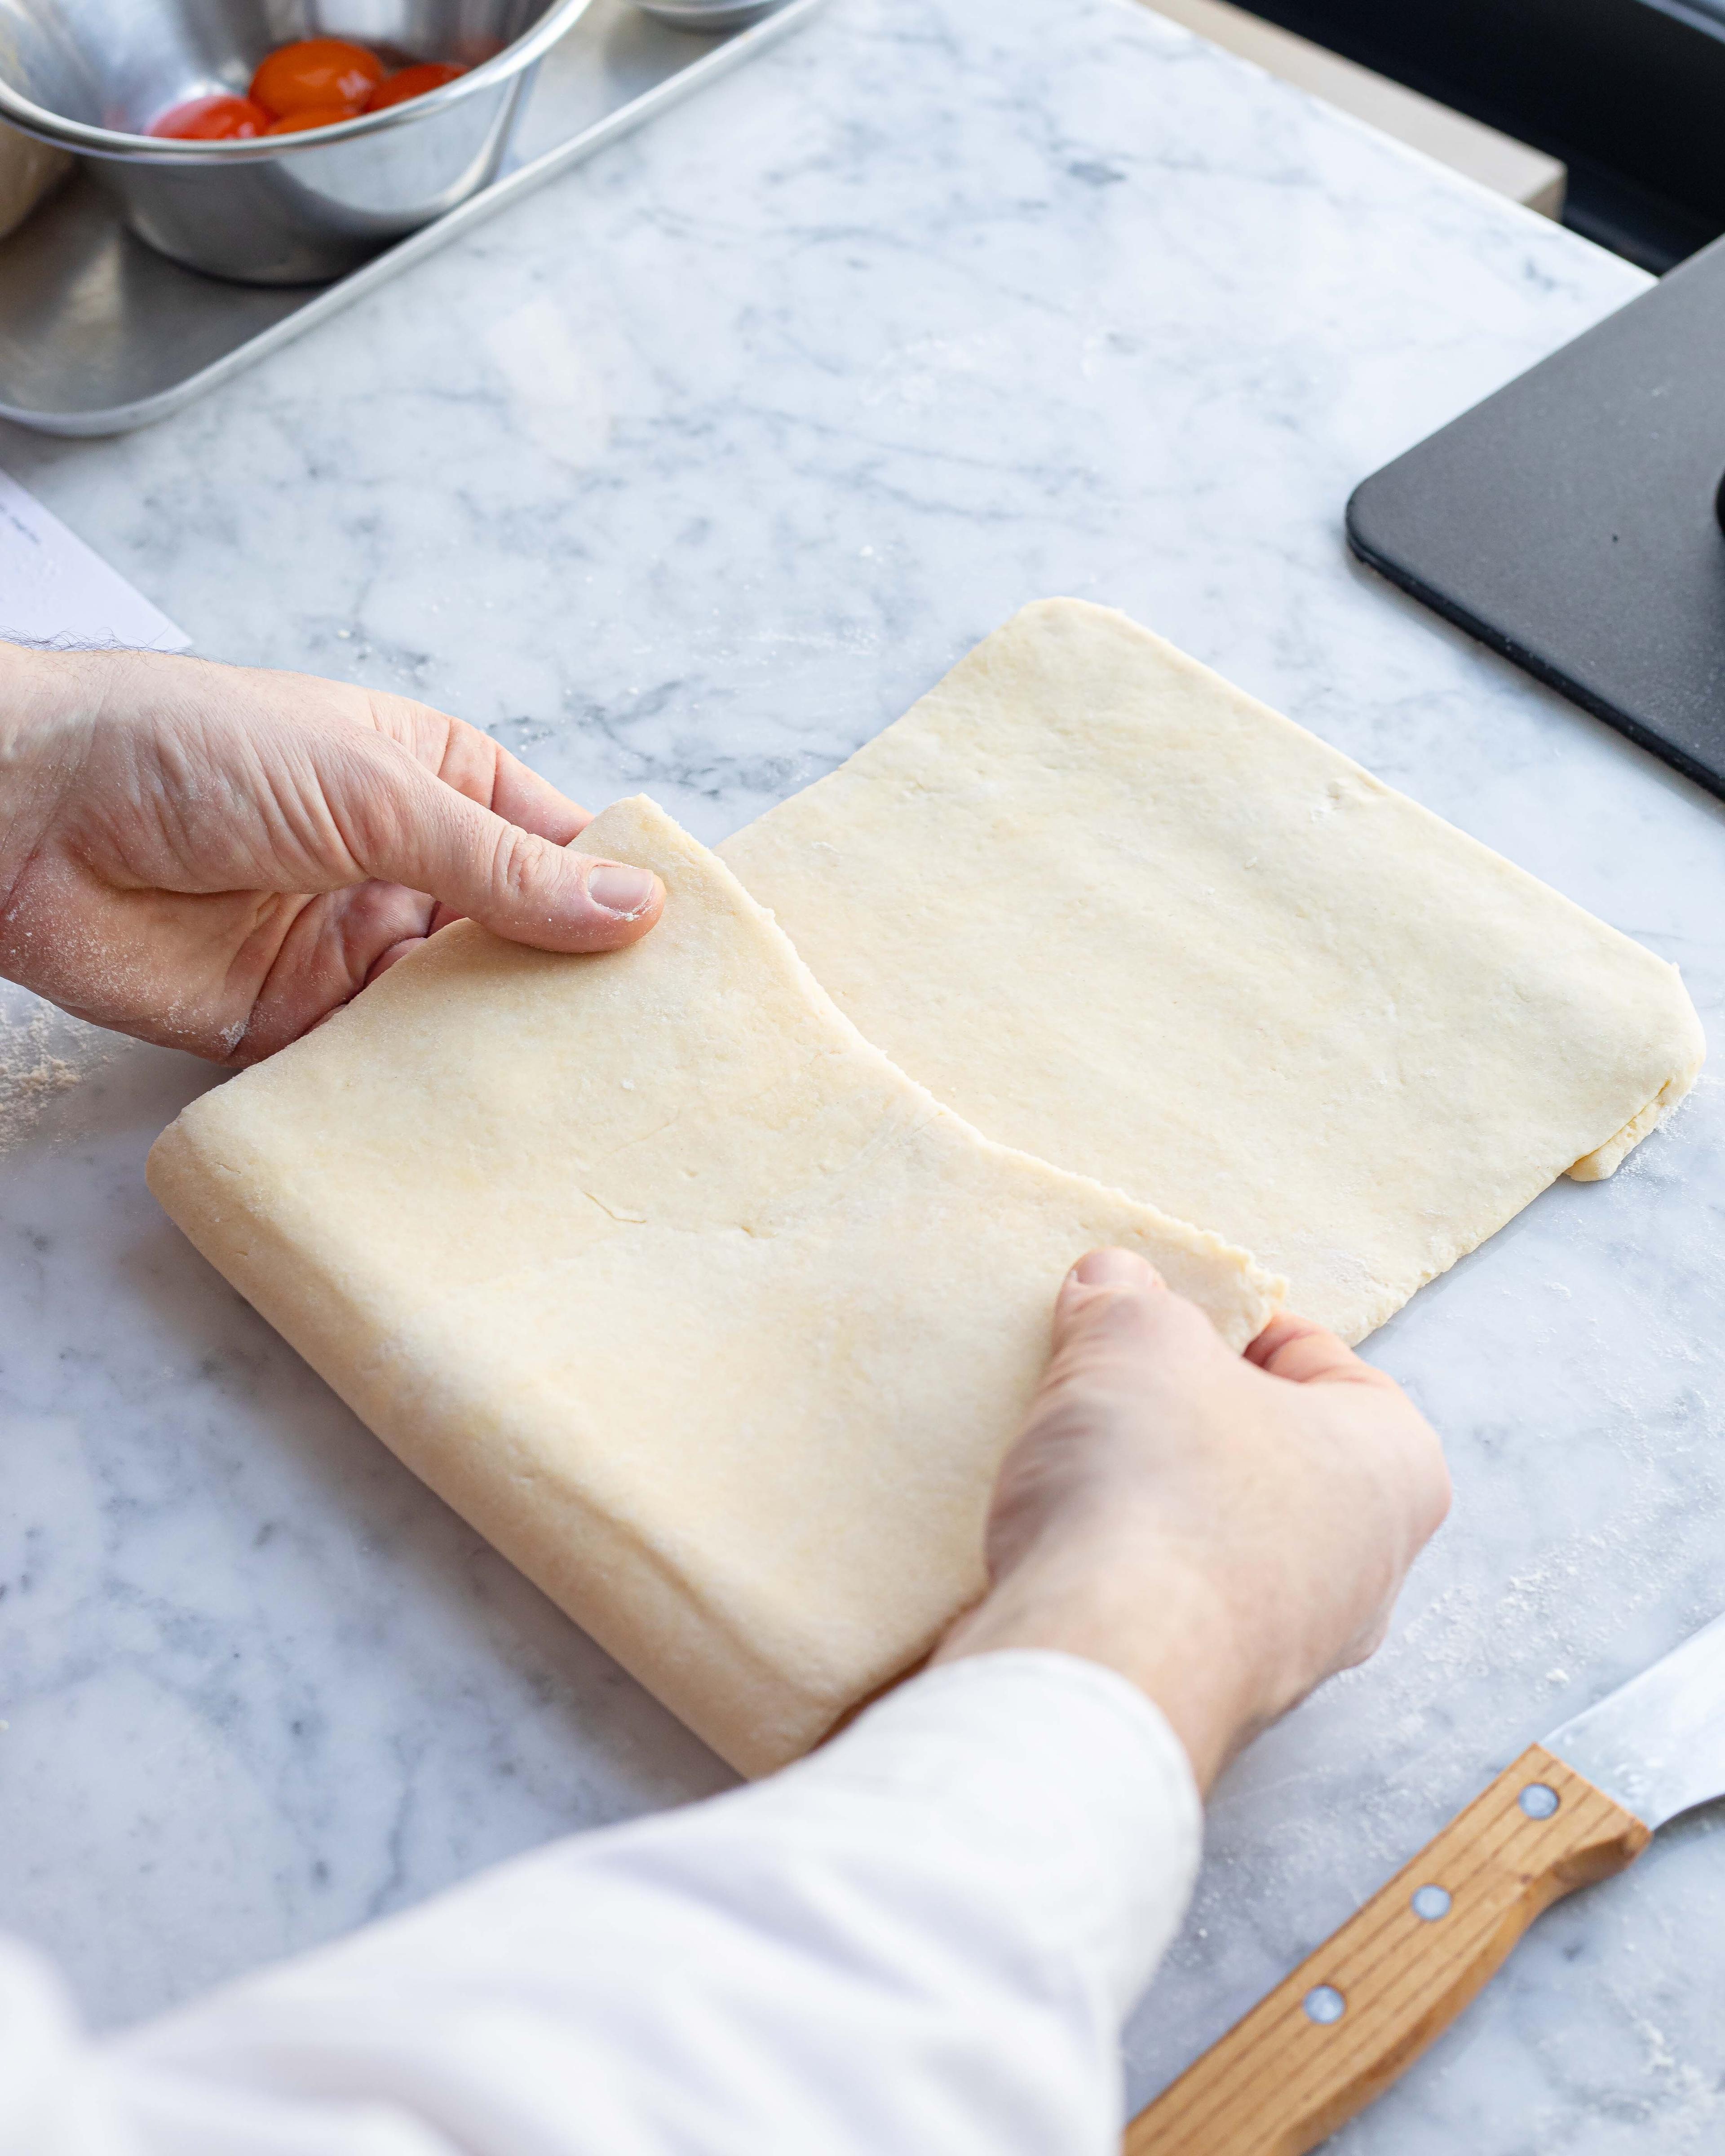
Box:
[0,469,190,650]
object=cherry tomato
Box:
[150,94,271,141]
[365,62,466,112]
[263,105,363,135]
[250,38,384,118]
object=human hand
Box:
[934,1250,1450,1790]
[0,642,663,1063]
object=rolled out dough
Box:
[149,797,1280,1776]
[722,600,1705,1342]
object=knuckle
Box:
[487,822,542,910]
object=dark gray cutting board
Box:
[1347,233,1725,800]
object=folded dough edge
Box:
[148,796,1283,1774]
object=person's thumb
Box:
[1049,1245,1230,1371]
[347,742,664,951]
[1053,1247,1167,1342]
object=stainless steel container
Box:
[633,1,785,24]
[0,0,595,283]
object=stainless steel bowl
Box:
[0,0,595,283]
[632,1,784,25]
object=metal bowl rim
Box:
[0,0,594,160]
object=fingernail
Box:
[587,864,658,918]
[1070,1248,1161,1289]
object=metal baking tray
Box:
[0,0,826,437]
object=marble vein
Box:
[2,0,1723,2146]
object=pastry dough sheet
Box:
[722,601,1705,1342]
[149,797,1280,1776]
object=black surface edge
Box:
[1345,226,1725,805]
[1245,0,1725,267]
[1345,482,1725,805]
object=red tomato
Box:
[250,38,384,118]
[365,62,466,112]
[149,94,271,141]
[262,105,363,135]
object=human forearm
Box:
[97,1655,1198,2156]
[937,1541,1261,1793]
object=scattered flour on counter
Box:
[0,990,111,1150]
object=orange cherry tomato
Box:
[365,61,466,111]
[150,94,271,141]
[250,38,384,118]
[262,105,363,135]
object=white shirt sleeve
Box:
[2,1651,1201,2156]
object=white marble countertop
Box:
[5,0,1725,2144]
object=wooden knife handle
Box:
[1125,1744,1649,2156]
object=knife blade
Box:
[1125,1609,1725,2156]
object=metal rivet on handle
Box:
[1519,1783,1560,1819]
[1302,1984,1346,2025]
[1411,1884,1452,1921]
